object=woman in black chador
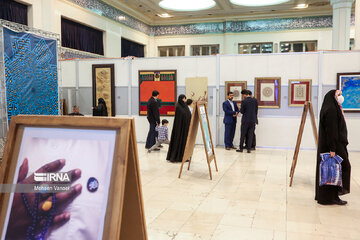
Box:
[315,90,351,205]
[93,97,108,116]
[166,94,192,162]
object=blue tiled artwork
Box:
[339,75,360,111]
[3,27,59,120]
[69,0,334,36]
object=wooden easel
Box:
[0,116,147,239]
[289,102,318,187]
[178,102,218,180]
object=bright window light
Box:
[230,0,290,7]
[159,0,216,11]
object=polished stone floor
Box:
[138,144,360,240]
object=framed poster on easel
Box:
[0,116,147,240]
[178,101,218,180]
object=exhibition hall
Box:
[0,0,360,239]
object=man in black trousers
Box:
[145,90,160,150]
[237,90,258,153]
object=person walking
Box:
[223,91,239,150]
[145,90,160,149]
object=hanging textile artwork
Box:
[3,27,58,121]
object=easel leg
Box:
[178,160,186,179]
[187,157,192,170]
[214,156,218,172]
[207,159,213,180]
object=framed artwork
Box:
[92,64,115,116]
[337,72,360,112]
[288,79,312,106]
[225,81,247,108]
[139,70,177,116]
[186,77,208,102]
[0,116,147,240]
[255,77,281,108]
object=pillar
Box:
[330,0,354,50]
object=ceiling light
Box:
[295,3,308,9]
[159,0,216,11]
[230,0,290,7]
[118,16,126,20]
[157,13,172,18]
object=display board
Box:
[92,64,115,116]
[139,70,176,116]
[3,27,59,121]
[179,102,218,180]
[0,116,147,240]
[337,72,360,112]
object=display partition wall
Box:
[0,20,62,159]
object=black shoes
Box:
[158,145,164,148]
[231,146,237,149]
[247,150,251,153]
[236,149,243,152]
[333,199,347,205]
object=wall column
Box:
[330,0,354,50]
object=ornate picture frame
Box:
[225,81,247,109]
[255,77,281,108]
[288,79,312,106]
[92,64,115,116]
[337,72,360,112]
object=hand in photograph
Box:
[6,158,82,239]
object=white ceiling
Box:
[103,0,335,25]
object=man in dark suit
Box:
[237,90,258,153]
[145,90,160,150]
[244,90,258,150]
[223,91,239,150]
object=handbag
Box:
[319,153,343,187]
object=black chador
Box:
[315,90,351,205]
[166,95,192,162]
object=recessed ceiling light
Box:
[295,3,308,9]
[118,16,126,20]
[230,0,290,7]
[157,13,173,18]
[159,0,216,11]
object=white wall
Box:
[60,51,360,151]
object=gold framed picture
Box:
[255,77,281,108]
[225,81,247,109]
[288,79,312,106]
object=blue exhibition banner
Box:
[3,27,58,121]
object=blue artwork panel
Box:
[3,27,58,121]
[339,75,360,111]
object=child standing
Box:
[148,119,170,152]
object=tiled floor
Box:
[138,144,360,240]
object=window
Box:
[0,0,28,25]
[280,41,317,53]
[191,44,219,56]
[238,43,273,54]
[61,17,104,55]
[121,38,144,57]
[158,46,185,57]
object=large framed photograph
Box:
[288,79,312,106]
[337,72,360,112]
[0,116,147,240]
[139,70,177,116]
[255,77,281,108]
[92,64,115,116]
[225,81,247,109]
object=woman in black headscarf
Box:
[93,98,108,116]
[166,94,192,163]
[315,90,351,205]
